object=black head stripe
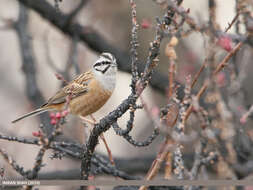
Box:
[102,65,110,73]
[95,65,110,74]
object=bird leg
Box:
[79,116,96,125]
[90,114,97,123]
[80,114,116,166]
[90,114,116,166]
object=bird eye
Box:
[103,61,111,65]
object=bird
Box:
[12,52,117,123]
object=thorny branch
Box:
[0,133,139,180]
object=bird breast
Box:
[68,78,112,116]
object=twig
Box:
[185,41,243,122]
[0,148,28,178]
[188,139,218,190]
[112,109,136,136]
[112,122,159,147]
[213,42,243,75]
[0,133,39,145]
[225,12,241,32]
[173,144,185,179]
[191,59,208,89]
[240,104,253,124]
[130,0,139,93]
[27,118,64,181]
[139,141,174,190]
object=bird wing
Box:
[42,71,93,106]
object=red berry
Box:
[62,110,69,117]
[32,131,42,137]
[55,112,61,119]
[50,119,57,125]
[50,113,55,119]
[141,19,151,29]
[217,36,232,52]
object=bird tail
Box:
[12,108,50,123]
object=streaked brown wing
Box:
[43,71,93,106]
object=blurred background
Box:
[0,0,253,189]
